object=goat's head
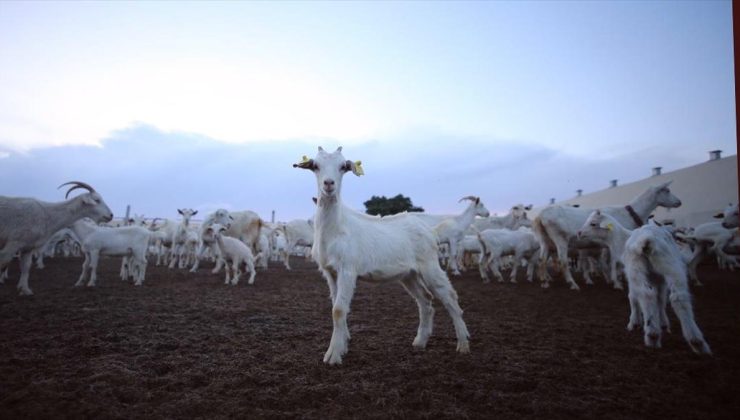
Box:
[207,223,228,238]
[509,204,531,220]
[459,196,490,218]
[207,209,233,229]
[58,181,113,223]
[177,208,198,225]
[716,203,739,229]
[651,181,682,209]
[293,146,363,201]
[577,209,612,241]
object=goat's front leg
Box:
[16,251,34,296]
[324,270,357,365]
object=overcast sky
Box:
[0,1,736,222]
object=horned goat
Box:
[294,146,470,365]
[0,182,113,295]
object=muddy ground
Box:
[1,256,739,419]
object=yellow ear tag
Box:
[606,223,613,231]
[352,160,364,176]
[300,155,310,163]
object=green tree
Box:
[364,194,424,216]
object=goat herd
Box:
[1,147,739,365]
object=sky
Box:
[0,1,736,222]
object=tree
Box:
[364,194,424,216]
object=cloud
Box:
[0,125,716,222]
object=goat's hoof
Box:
[689,340,712,355]
[18,288,33,296]
[541,282,550,289]
[457,341,470,354]
[569,284,581,291]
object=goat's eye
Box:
[590,223,598,227]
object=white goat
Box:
[209,224,260,286]
[168,208,198,269]
[277,219,314,270]
[432,196,490,276]
[471,204,532,232]
[0,181,114,295]
[715,203,738,229]
[533,181,682,290]
[70,219,152,287]
[294,147,470,365]
[579,212,711,354]
[189,209,234,272]
[681,221,740,285]
[475,227,540,283]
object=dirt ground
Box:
[1,256,739,419]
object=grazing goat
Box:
[533,181,682,290]
[0,181,113,295]
[578,211,711,354]
[433,196,490,276]
[294,147,470,365]
[70,219,152,286]
[209,224,260,286]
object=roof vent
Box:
[709,150,722,161]
[652,167,662,176]
[549,198,555,205]
[609,179,618,188]
[576,189,583,197]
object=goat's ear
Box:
[336,146,343,153]
[659,180,673,189]
[714,212,724,219]
[524,204,533,210]
[595,209,601,215]
[293,156,316,170]
[475,197,480,204]
[318,146,325,152]
[599,221,614,231]
[342,160,364,176]
[312,197,318,204]
[178,209,184,215]
[192,210,198,216]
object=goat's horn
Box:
[58,181,96,199]
[458,195,478,203]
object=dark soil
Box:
[1,257,739,419]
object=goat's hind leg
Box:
[420,262,470,353]
[400,274,435,349]
[665,271,711,355]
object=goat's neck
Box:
[627,189,660,224]
[453,203,478,230]
[608,224,633,262]
[44,197,92,236]
[315,194,345,236]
